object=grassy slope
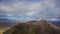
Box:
[0,29,6,34]
[0,28,9,34]
[2,20,60,34]
[3,23,60,34]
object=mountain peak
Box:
[3,20,60,34]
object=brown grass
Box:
[0,28,9,34]
[0,29,6,34]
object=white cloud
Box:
[0,5,15,12]
[0,0,60,19]
[26,12,36,16]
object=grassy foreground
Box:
[0,29,6,34]
[0,28,9,34]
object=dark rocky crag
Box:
[3,20,60,34]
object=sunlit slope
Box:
[0,29,7,34]
[3,20,60,34]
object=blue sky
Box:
[0,0,60,20]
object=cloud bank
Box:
[0,0,60,20]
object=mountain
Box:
[0,19,30,28]
[43,17,60,27]
[0,18,18,28]
[3,20,60,34]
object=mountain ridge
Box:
[3,20,60,34]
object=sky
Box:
[0,0,60,20]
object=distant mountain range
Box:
[0,15,60,28]
[49,21,60,27]
[0,18,60,28]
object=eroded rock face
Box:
[3,20,60,34]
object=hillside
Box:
[0,28,9,34]
[3,20,60,34]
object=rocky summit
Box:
[3,20,60,34]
